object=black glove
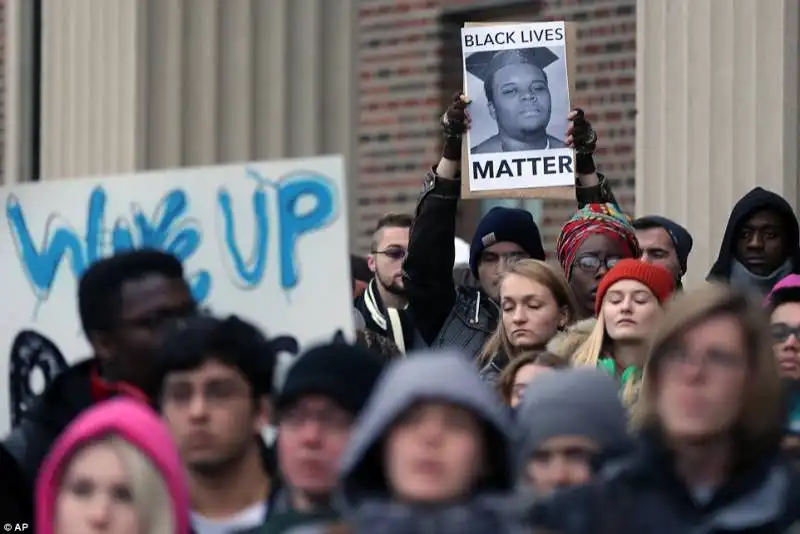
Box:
[569,108,598,174]
[441,92,470,161]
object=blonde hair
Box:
[572,316,643,408]
[479,260,579,365]
[630,283,784,453]
[62,436,176,534]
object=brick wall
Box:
[356,0,636,257]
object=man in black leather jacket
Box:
[402,95,617,358]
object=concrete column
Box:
[636,0,800,286]
[22,0,360,243]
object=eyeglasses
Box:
[116,304,199,331]
[480,251,529,267]
[574,254,622,273]
[660,348,744,372]
[280,407,352,432]
[771,323,800,343]
[162,379,249,407]
[372,246,407,261]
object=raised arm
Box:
[402,95,469,345]
[567,108,619,208]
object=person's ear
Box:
[367,254,377,273]
[255,395,273,430]
[487,101,496,121]
[89,331,113,363]
[558,305,569,329]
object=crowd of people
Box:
[3,93,800,534]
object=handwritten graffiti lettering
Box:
[6,168,339,317]
[6,187,210,315]
[218,169,338,291]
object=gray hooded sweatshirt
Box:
[290,349,527,534]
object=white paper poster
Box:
[462,21,574,193]
[0,156,352,433]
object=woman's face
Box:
[569,234,630,317]
[510,363,555,407]
[56,442,139,534]
[501,273,565,350]
[656,313,748,441]
[384,402,485,504]
[770,302,800,379]
[602,279,661,343]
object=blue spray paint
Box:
[6,186,210,317]
[218,168,338,292]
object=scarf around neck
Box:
[730,259,792,296]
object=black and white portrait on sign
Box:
[466,46,569,154]
[461,22,574,194]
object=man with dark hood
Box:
[707,187,800,294]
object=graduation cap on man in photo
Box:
[465,47,559,86]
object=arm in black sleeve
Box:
[402,168,460,345]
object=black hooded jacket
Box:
[707,187,800,281]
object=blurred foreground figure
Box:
[516,368,630,497]
[35,398,189,534]
[295,351,527,534]
[531,283,800,534]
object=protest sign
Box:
[0,157,351,434]
[461,21,576,199]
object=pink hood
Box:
[764,273,800,308]
[35,398,190,534]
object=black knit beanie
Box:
[276,342,385,416]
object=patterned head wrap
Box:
[556,203,640,279]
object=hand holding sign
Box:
[566,108,597,155]
[441,93,472,161]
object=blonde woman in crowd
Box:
[571,259,675,406]
[532,283,800,534]
[35,398,189,534]
[478,259,579,382]
[496,350,568,408]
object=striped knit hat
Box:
[556,203,640,280]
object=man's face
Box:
[277,395,354,500]
[160,359,265,475]
[368,226,409,295]
[92,273,196,389]
[477,242,528,301]
[524,436,599,496]
[488,63,552,139]
[656,314,748,442]
[735,209,788,276]
[637,227,681,281]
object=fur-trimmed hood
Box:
[546,318,596,361]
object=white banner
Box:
[0,156,352,433]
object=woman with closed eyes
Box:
[572,259,675,407]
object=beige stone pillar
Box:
[7,0,360,242]
[636,0,800,286]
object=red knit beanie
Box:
[595,259,676,314]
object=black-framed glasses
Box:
[771,323,800,343]
[372,246,407,261]
[116,304,199,332]
[575,254,622,273]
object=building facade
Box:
[3,0,799,286]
